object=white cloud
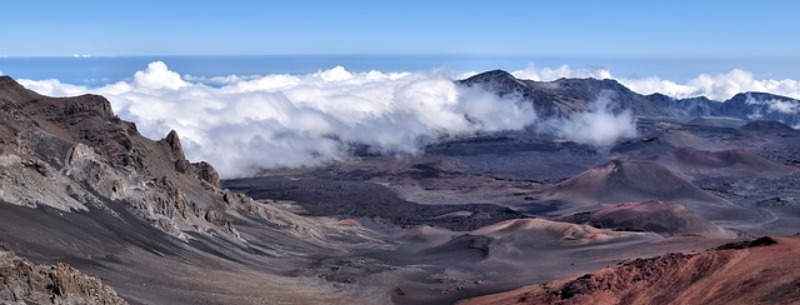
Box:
[745,94,799,114]
[618,69,800,101]
[768,100,799,113]
[17,79,88,96]
[511,65,613,81]
[619,69,800,101]
[613,76,698,98]
[132,61,188,90]
[21,62,544,177]
[542,91,637,146]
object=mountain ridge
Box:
[460,70,800,127]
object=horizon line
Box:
[1,53,798,61]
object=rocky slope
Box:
[0,75,384,304]
[457,236,800,305]
[0,75,267,239]
[0,247,128,305]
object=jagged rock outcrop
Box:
[0,75,246,239]
[160,130,221,187]
[0,247,128,305]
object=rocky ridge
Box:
[0,75,302,240]
[458,236,800,305]
[1,74,385,253]
[460,70,800,126]
[0,246,127,305]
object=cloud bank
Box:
[23,62,546,177]
[17,62,800,177]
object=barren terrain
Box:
[2,71,800,304]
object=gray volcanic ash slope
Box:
[0,76,384,305]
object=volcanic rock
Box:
[0,76,245,237]
[458,237,800,305]
[0,247,128,305]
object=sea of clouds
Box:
[22,62,542,177]
[14,62,800,177]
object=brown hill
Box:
[458,236,800,305]
[587,200,732,237]
[610,127,719,162]
[470,218,635,245]
[423,218,647,259]
[670,147,795,177]
[741,120,800,136]
[540,160,724,208]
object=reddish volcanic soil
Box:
[457,236,800,305]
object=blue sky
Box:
[1,0,799,58]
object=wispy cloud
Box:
[542,91,637,146]
[745,94,799,114]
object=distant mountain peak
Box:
[476,69,514,78]
[459,69,527,91]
